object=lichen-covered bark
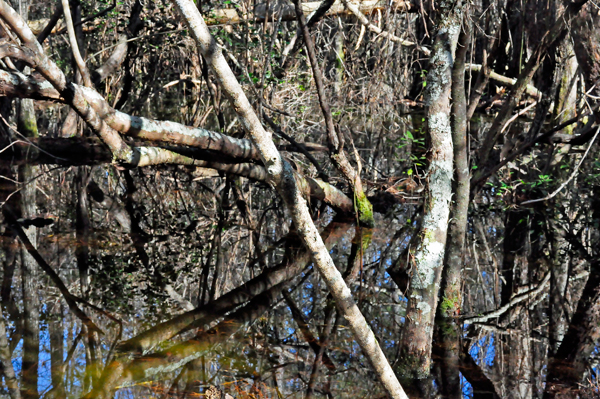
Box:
[435,17,470,398]
[398,0,462,378]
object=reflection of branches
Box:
[282,291,336,372]
[3,208,103,334]
[474,323,547,342]
[545,260,600,396]
[0,165,64,210]
[458,339,501,399]
[43,329,84,399]
[85,282,290,399]
[0,312,19,399]
[463,272,550,323]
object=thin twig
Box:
[463,272,551,323]
[263,113,327,180]
[500,100,537,134]
[3,208,103,334]
[341,0,429,55]
[520,126,600,205]
[61,0,92,87]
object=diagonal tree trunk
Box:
[167,1,408,397]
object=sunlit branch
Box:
[466,63,541,99]
[463,272,550,324]
[60,0,92,87]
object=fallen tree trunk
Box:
[0,69,324,162]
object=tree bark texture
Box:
[441,15,470,319]
[398,0,462,379]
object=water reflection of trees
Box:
[1,0,600,398]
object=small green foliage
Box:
[440,294,460,315]
[420,69,428,88]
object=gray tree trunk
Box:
[398,0,463,379]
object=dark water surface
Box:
[1,163,599,399]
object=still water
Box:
[1,165,599,399]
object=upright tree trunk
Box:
[441,11,470,319]
[435,16,470,398]
[17,99,40,399]
[398,0,463,379]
